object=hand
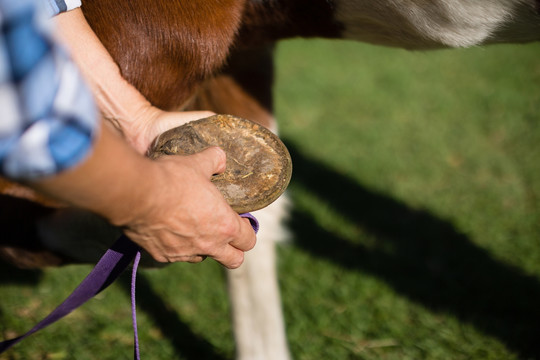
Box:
[34,122,256,269]
[116,106,215,154]
[119,146,257,269]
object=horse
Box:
[1,1,538,358]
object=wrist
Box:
[105,157,180,233]
[103,102,159,154]
[90,137,164,228]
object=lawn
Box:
[1,39,539,359]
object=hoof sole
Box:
[149,114,292,213]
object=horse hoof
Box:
[148,114,292,213]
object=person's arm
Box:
[33,121,256,268]
[53,8,213,154]
[0,2,255,268]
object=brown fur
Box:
[188,46,276,129]
[82,0,247,110]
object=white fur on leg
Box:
[227,194,291,360]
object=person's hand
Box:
[34,122,256,269]
[112,106,215,154]
[118,146,257,269]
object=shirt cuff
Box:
[44,0,82,17]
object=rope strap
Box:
[0,213,259,359]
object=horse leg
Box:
[228,196,291,360]
[189,45,291,360]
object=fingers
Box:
[212,217,257,269]
[213,246,245,269]
[191,146,227,177]
[229,217,257,252]
[186,255,207,264]
[159,254,208,264]
[149,110,215,143]
[130,143,255,269]
[136,211,256,269]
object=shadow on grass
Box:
[2,140,539,358]
[0,195,46,284]
[285,140,540,359]
[0,259,225,359]
[0,260,42,285]
[117,273,228,360]
[0,195,226,359]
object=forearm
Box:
[32,121,155,227]
[54,8,155,149]
[53,8,214,154]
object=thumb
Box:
[191,146,227,178]
[149,111,216,142]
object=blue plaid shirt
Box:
[43,0,81,16]
[0,0,96,181]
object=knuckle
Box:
[245,237,257,251]
[151,253,169,263]
[211,146,226,159]
[226,254,244,270]
[211,147,227,169]
[198,242,214,255]
[220,220,240,238]
[187,256,203,264]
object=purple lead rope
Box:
[0,235,139,353]
[1,213,258,359]
[131,250,142,360]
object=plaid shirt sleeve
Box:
[43,0,81,16]
[0,0,98,181]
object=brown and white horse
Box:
[1,1,539,359]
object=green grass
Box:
[2,39,540,359]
